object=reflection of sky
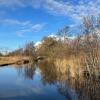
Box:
[0,66,66,100]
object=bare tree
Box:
[57,26,70,43]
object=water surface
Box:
[0,64,76,100]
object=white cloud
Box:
[0,0,100,22]
[0,0,28,8]
[34,41,42,47]
[32,0,100,21]
[16,23,45,37]
[0,19,31,26]
[0,18,45,37]
[32,0,72,16]
[31,24,45,32]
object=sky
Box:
[0,0,100,50]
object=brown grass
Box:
[0,56,29,66]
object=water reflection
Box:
[15,60,100,100]
[16,63,36,79]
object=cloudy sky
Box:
[0,0,100,50]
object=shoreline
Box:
[0,56,29,66]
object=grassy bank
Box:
[0,56,29,66]
[43,56,100,80]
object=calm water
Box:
[0,63,77,100]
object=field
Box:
[0,56,29,66]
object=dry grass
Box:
[54,58,81,78]
[53,58,100,100]
[0,56,29,66]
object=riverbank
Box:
[0,56,29,66]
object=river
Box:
[0,61,99,100]
[0,63,77,100]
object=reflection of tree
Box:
[75,79,100,100]
[56,74,100,100]
[57,81,78,100]
[15,59,99,100]
[16,63,36,79]
[38,61,100,100]
[56,75,100,100]
[24,64,36,79]
[38,61,58,85]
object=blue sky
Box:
[0,0,100,50]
